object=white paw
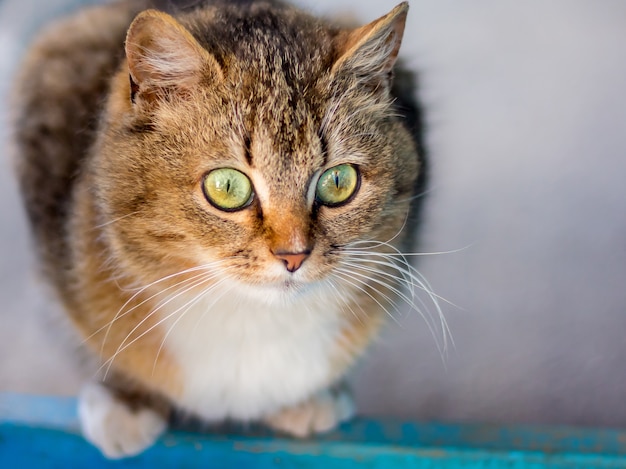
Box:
[78,382,167,459]
[264,388,355,438]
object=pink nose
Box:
[273,250,310,273]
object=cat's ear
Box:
[125,9,221,102]
[331,2,408,84]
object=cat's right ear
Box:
[125,9,222,104]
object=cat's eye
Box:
[202,168,253,211]
[316,164,359,207]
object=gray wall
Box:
[2,0,626,426]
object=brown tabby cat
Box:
[14,0,428,458]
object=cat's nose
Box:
[273,250,310,273]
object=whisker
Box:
[340,260,422,310]
[92,211,140,230]
[331,269,402,327]
[83,261,226,351]
[187,277,239,344]
[334,266,400,311]
[324,277,366,326]
[119,260,230,294]
[345,244,473,257]
[100,270,222,378]
[338,261,410,304]
[344,253,413,291]
[152,277,236,376]
[340,239,458,355]
[336,263,443,350]
[404,263,455,352]
[341,253,459,308]
[91,269,215,356]
[394,186,438,204]
[347,252,455,352]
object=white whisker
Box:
[337,260,446,356]
[91,269,215,355]
[152,276,236,376]
[92,211,140,230]
[346,243,473,257]
[187,278,239,344]
[342,252,460,309]
[331,269,402,327]
[339,260,422,309]
[324,277,366,326]
[83,261,227,352]
[338,234,460,358]
[100,270,223,379]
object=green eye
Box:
[316,164,359,206]
[202,168,253,211]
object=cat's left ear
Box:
[125,9,222,102]
[331,2,408,85]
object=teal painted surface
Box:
[2,393,626,468]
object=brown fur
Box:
[14,0,422,444]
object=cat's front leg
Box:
[263,386,355,438]
[78,381,169,458]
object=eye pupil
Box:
[333,172,340,188]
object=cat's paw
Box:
[78,382,167,459]
[263,388,355,438]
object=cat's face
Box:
[94,4,417,302]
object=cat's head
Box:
[94,2,419,302]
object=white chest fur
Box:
[159,282,345,421]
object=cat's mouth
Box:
[243,277,314,303]
[281,279,300,291]
[271,278,302,293]
[230,280,302,306]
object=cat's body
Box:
[14,0,425,458]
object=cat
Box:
[13,0,428,459]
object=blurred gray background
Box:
[2,0,626,427]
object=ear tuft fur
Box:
[332,2,408,81]
[125,9,221,97]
